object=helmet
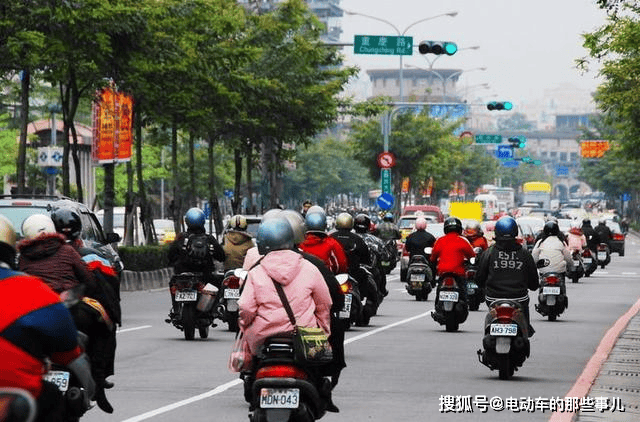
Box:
[262,208,283,221]
[335,212,354,230]
[306,205,324,216]
[543,221,560,236]
[280,210,306,245]
[582,218,591,226]
[353,214,371,233]
[184,208,205,230]
[495,216,518,240]
[464,221,482,237]
[256,217,294,255]
[22,214,56,240]
[227,215,247,231]
[443,217,463,234]
[305,211,327,233]
[414,217,427,231]
[383,213,394,222]
[51,208,82,240]
[0,215,17,266]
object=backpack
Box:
[185,233,210,266]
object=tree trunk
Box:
[188,131,195,207]
[17,68,30,194]
[60,83,71,197]
[171,118,181,233]
[232,148,242,214]
[246,143,254,214]
[207,134,223,236]
[134,105,153,244]
[125,161,134,246]
[69,122,83,203]
[103,163,115,235]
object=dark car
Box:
[605,221,625,257]
[0,194,123,271]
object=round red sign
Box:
[377,152,396,169]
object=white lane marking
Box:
[117,325,152,334]
[121,311,430,421]
[121,379,241,422]
[622,272,637,275]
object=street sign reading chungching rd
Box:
[475,134,502,144]
[354,35,413,55]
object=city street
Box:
[84,234,640,422]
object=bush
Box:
[118,245,170,272]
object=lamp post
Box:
[404,64,486,102]
[342,9,458,101]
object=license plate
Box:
[175,290,198,301]
[490,323,518,336]
[43,370,70,392]
[573,260,581,267]
[583,258,592,264]
[410,273,425,282]
[339,294,352,318]
[543,286,560,295]
[439,291,459,302]
[224,288,240,299]
[381,261,390,266]
[260,388,300,409]
[597,252,607,260]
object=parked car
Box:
[96,207,145,246]
[0,194,123,271]
[153,218,176,244]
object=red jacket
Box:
[466,234,489,251]
[0,267,82,398]
[430,232,476,276]
[299,233,349,274]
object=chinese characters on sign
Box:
[354,35,413,55]
[580,140,610,158]
[92,87,134,164]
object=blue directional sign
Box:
[496,145,514,160]
[622,193,632,202]
[223,189,234,198]
[376,193,395,210]
[556,166,569,177]
[502,160,520,168]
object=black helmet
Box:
[443,217,462,234]
[582,218,591,226]
[51,207,82,240]
[495,216,518,240]
[256,217,294,255]
[353,214,371,233]
[543,221,560,236]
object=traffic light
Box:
[508,136,526,148]
[487,101,513,111]
[418,41,458,56]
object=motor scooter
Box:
[218,269,244,332]
[596,243,611,269]
[582,248,597,277]
[335,273,362,331]
[404,247,433,301]
[535,271,567,321]
[466,248,484,311]
[568,250,584,283]
[433,273,469,332]
[166,272,219,340]
[477,299,530,380]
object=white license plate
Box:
[43,370,70,392]
[410,273,425,282]
[583,258,593,264]
[224,288,240,299]
[490,323,518,336]
[339,294,352,318]
[543,286,561,295]
[260,388,300,409]
[439,291,459,302]
[175,290,198,301]
[573,260,581,267]
[597,252,607,260]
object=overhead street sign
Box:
[496,145,514,160]
[475,134,502,144]
[354,35,413,55]
[502,160,520,168]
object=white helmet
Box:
[22,214,56,240]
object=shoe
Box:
[326,400,340,413]
[103,380,115,389]
[164,318,172,324]
[430,310,445,324]
[528,325,535,338]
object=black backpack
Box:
[185,233,210,266]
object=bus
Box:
[521,182,552,209]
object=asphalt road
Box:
[84,234,640,422]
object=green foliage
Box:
[118,244,170,271]
[0,114,18,179]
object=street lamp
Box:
[404,64,486,102]
[342,9,458,101]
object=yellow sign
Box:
[449,202,483,222]
[522,182,551,193]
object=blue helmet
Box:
[305,211,327,233]
[383,213,394,222]
[256,218,294,255]
[495,216,518,240]
[184,208,206,230]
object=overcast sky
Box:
[338,0,608,107]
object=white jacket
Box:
[532,236,574,274]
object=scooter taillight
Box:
[465,270,476,280]
[170,285,177,295]
[544,276,559,285]
[597,244,607,251]
[495,305,515,322]
[582,249,592,258]
[442,277,456,287]
[256,365,308,380]
[224,276,240,290]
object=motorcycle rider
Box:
[463,220,489,251]
[581,218,601,252]
[374,213,401,242]
[0,214,96,422]
[222,215,253,272]
[167,208,226,321]
[430,217,476,323]
[566,222,587,253]
[299,210,349,275]
[353,213,389,298]
[404,216,436,260]
[594,218,613,248]
[532,220,574,281]
[301,200,313,217]
[475,216,539,337]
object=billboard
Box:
[92,87,133,163]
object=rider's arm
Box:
[208,236,226,262]
[308,264,332,336]
[474,246,491,288]
[521,249,540,291]
[238,273,258,329]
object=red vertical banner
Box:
[401,177,410,194]
[116,92,133,162]
[92,87,134,164]
[450,181,459,197]
[426,177,434,197]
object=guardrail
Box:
[121,268,173,291]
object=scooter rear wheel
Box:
[182,305,196,340]
[199,326,209,339]
[498,356,513,380]
[548,314,557,322]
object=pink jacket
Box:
[566,232,586,253]
[238,249,332,359]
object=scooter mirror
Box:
[424,247,433,254]
[335,274,349,284]
[469,257,476,265]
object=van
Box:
[96,207,146,246]
[473,194,499,220]
[401,205,444,223]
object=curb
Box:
[120,268,174,292]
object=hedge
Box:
[117,245,170,272]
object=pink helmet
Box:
[414,217,427,231]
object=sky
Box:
[337,0,609,108]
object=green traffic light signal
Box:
[419,41,458,56]
[503,101,513,110]
[487,101,514,111]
